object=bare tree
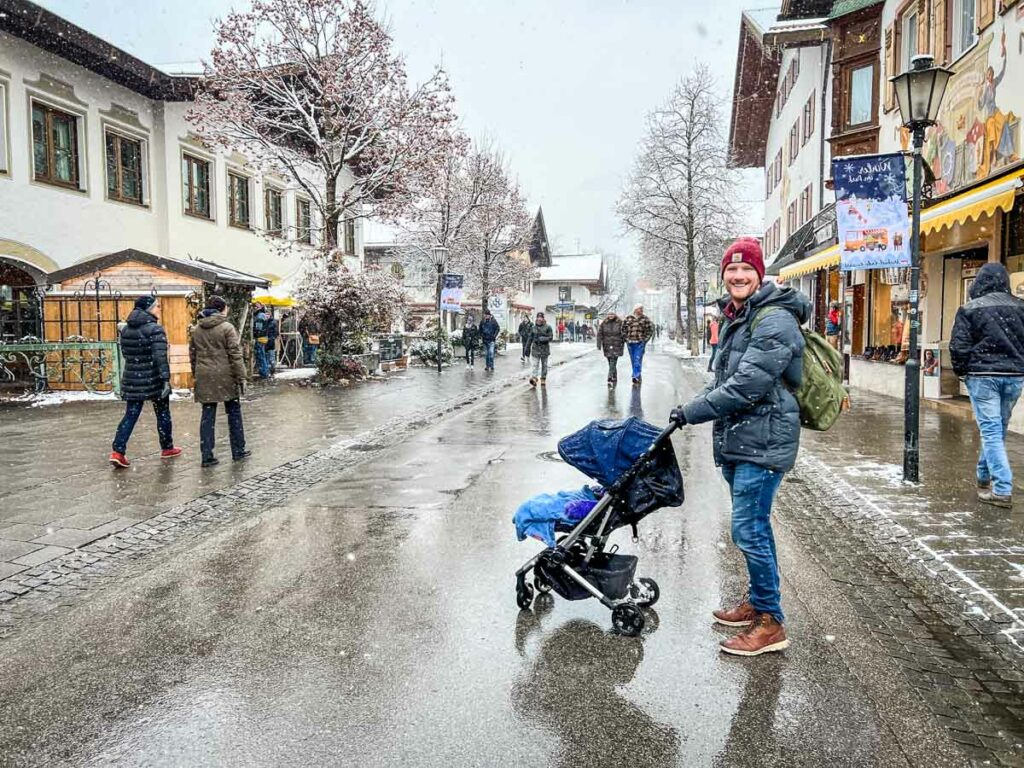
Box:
[455,146,533,311]
[618,65,738,353]
[190,0,458,255]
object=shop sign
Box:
[440,274,464,313]
[487,294,507,313]
[833,153,912,272]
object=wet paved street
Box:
[0,344,585,583]
[0,348,991,767]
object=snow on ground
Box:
[275,367,318,381]
[662,340,696,359]
[7,390,120,408]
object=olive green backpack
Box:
[751,307,849,431]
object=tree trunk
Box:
[481,251,490,314]
[674,276,684,341]
[686,231,698,356]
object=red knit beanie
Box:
[721,237,765,281]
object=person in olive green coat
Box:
[190,295,250,467]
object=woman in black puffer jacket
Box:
[109,295,179,467]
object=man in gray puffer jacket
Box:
[671,237,810,657]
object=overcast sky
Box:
[37,0,764,257]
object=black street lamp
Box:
[431,243,449,374]
[890,54,953,483]
[700,280,709,355]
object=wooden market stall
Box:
[45,249,269,391]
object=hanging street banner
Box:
[440,274,464,313]
[832,153,911,271]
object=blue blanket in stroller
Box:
[513,486,599,547]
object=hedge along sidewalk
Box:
[0,346,595,637]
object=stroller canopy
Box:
[557,417,684,518]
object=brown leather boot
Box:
[720,613,790,656]
[712,600,757,627]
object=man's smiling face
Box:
[724,262,761,304]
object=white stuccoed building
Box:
[0,0,362,307]
[531,253,607,329]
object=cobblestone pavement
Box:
[0,350,967,767]
[799,384,1024,651]
[671,358,1024,767]
[0,343,590,616]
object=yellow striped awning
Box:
[778,244,840,281]
[920,169,1023,235]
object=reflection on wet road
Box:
[0,348,947,766]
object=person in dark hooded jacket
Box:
[950,262,1024,508]
[671,237,810,657]
[110,295,179,467]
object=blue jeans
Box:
[484,341,497,369]
[112,397,173,454]
[966,375,1024,497]
[302,341,318,366]
[200,399,246,461]
[254,342,270,378]
[721,462,785,623]
[628,341,646,379]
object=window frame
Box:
[264,185,284,236]
[951,0,977,60]
[227,170,252,229]
[182,151,213,220]
[296,197,312,244]
[104,128,145,206]
[0,79,9,177]
[802,92,816,145]
[845,62,877,129]
[343,218,356,255]
[900,6,919,71]
[31,100,82,190]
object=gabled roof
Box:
[763,16,829,46]
[49,249,270,288]
[528,208,553,268]
[0,0,195,101]
[728,10,783,168]
[536,254,604,287]
[828,0,883,19]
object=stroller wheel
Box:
[534,569,552,594]
[611,603,645,637]
[629,577,660,607]
[516,583,535,610]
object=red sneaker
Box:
[161,447,182,459]
[109,452,130,468]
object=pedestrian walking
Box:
[463,314,480,368]
[670,237,810,656]
[109,295,180,468]
[825,302,841,350]
[480,309,500,371]
[298,312,320,366]
[596,312,626,387]
[252,302,270,379]
[529,312,554,387]
[265,307,280,375]
[950,262,1024,508]
[709,316,720,365]
[190,295,250,468]
[622,305,655,385]
[518,315,533,362]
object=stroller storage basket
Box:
[538,553,638,601]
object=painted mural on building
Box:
[921,13,1022,195]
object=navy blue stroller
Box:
[515,417,684,636]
